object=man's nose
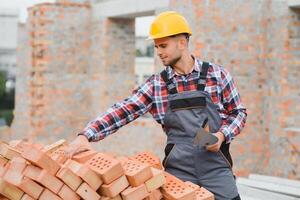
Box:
[156,48,163,57]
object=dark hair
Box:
[170,33,190,42]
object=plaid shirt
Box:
[81,58,247,143]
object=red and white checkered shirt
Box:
[81,58,247,143]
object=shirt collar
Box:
[165,56,203,79]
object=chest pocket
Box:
[169,96,206,111]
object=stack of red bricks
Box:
[0,140,214,200]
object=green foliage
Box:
[0,71,5,98]
[0,109,13,125]
[0,71,14,126]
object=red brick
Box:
[144,189,163,200]
[50,148,68,165]
[77,164,102,191]
[121,184,149,200]
[43,139,67,154]
[76,182,101,200]
[161,172,196,200]
[9,157,28,173]
[37,169,64,194]
[101,195,122,200]
[39,189,62,200]
[21,146,60,175]
[0,178,24,200]
[23,165,42,180]
[185,181,200,191]
[145,168,166,192]
[64,159,81,173]
[0,144,21,160]
[18,176,44,199]
[131,152,163,170]
[0,165,7,178]
[85,153,124,184]
[99,175,129,197]
[20,194,34,200]
[0,156,8,167]
[3,170,23,186]
[58,184,80,200]
[195,187,214,200]
[56,166,82,191]
[64,159,102,190]
[122,159,152,187]
[8,141,31,154]
[72,150,97,163]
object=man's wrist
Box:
[77,133,90,142]
[215,131,225,143]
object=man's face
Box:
[154,36,182,66]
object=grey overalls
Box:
[161,61,240,200]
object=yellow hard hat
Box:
[148,11,192,40]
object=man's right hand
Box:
[63,135,92,158]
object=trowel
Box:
[193,118,218,147]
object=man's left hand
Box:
[206,132,225,152]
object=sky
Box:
[0,0,154,36]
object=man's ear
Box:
[178,37,187,50]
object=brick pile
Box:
[0,140,214,200]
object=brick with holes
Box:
[145,168,166,192]
[72,150,97,164]
[58,184,80,200]
[21,146,60,176]
[39,189,62,200]
[50,148,68,165]
[161,172,196,200]
[85,153,124,184]
[56,166,83,191]
[43,139,67,154]
[184,181,214,200]
[98,175,129,197]
[64,159,102,190]
[122,159,152,187]
[121,184,149,200]
[185,181,200,191]
[195,187,215,200]
[130,152,163,170]
[0,178,24,200]
[76,182,101,200]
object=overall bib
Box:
[161,61,240,200]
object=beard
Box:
[163,55,181,67]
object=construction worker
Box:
[65,11,247,200]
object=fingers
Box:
[206,143,219,152]
[63,145,91,159]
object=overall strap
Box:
[197,61,210,91]
[160,70,177,94]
